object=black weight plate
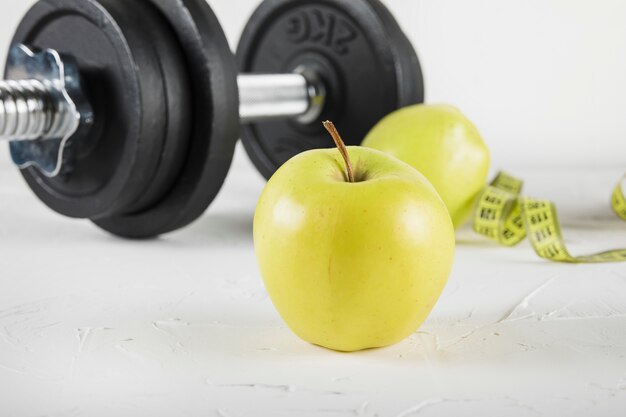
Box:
[237,0,425,179]
[116,0,193,216]
[366,0,424,106]
[94,0,239,238]
[10,0,180,219]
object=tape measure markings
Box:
[473,172,626,263]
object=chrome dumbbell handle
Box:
[1,44,326,176]
[0,73,326,141]
[0,79,76,141]
[0,74,325,141]
[238,68,325,124]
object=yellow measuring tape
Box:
[473,172,626,263]
[613,176,626,221]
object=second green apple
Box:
[363,105,490,228]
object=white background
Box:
[1,0,626,171]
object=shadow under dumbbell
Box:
[176,211,255,248]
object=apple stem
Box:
[323,121,355,183]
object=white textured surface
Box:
[1,146,625,416]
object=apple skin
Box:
[362,104,490,229]
[254,146,455,352]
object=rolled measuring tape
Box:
[613,176,626,221]
[473,173,626,263]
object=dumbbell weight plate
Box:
[95,0,239,238]
[237,0,424,179]
[10,0,189,221]
[11,0,239,238]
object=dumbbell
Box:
[1,0,424,238]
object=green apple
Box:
[254,123,455,352]
[362,104,490,228]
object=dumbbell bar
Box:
[3,0,423,239]
[0,72,323,133]
[0,71,321,145]
[0,47,324,176]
